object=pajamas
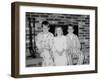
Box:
[66,34,84,65]
[36,32,54,66]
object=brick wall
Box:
[26,12,90,62]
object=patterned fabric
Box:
[52,36,68,66]
[66,34,84,65]
[36,32,54,66]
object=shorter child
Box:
[66,25,84,65]
[52,26,68,66]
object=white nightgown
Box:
[52,35,67,66]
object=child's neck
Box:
[68,33,73,35]
[43,31,49,34]
[68,33,73,39]
[57,35,62,37]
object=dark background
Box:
[49,25,78,36]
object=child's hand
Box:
[56,50,63,56]
[66,49,71,55]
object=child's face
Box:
[68,26,74,34]
[56,27,62,36]
[42,25,49,33]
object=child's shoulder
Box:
[73,34,78,38]
[66,34,77,37]
[48,32,53,34]
[48,32,54,36]
[37,32,43,36]
[62,35,66,39]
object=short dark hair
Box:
[68,24,74,29]
[41,21,49,28]
[68,24,73,27]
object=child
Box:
[52,26,67,66]
[66,25,83,65]
[36,21,54,66]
